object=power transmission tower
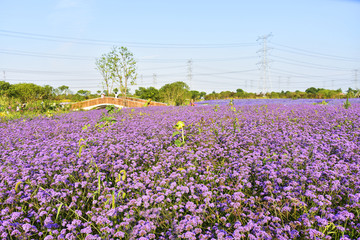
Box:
[257,33,272,94]
[152,73,157,88]
[354,69,358,89]
[3,71,5,81]
[187,59,192,89]
[287,76,291,91]
[278,76,281,91]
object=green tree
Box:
[95,53,114,95]
[159,81,190,105]
[12,83,43,103]
[190,90,200,100]
[57,85,70,96]
[135,87,160,101]
[219,91,236,99]
[96,46,137,101]
[40,85,54,100]
[0,81,12,97]
[305,87,318,96]
[77,90,91,97]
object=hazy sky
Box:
[1,0,360,94]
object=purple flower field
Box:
[0,103,360,239]
[196,98,360,106]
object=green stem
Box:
[181,128,185,143]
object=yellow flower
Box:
[174,121,185,130]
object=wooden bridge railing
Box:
[70,97,167,110]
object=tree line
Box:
[1,45,359,108]
[1,79,359,107]
[205,87,357,100]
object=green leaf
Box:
[175,139,184,147]
[112,191,116,209]
[78,138,86,147]
[15,181,22,193]
[172,131,180,137]
[55,203,63,221]
[78,145,86,158]
[98,175,101,193]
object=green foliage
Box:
[98,115,117,124]
[305,87,318,95]
[344,97,351,109]
[159,81,190,105]
[8,83,54,103]
[143,99,152,107]
[105,105,121,114]
[95,54,113,95]
[135,86,160,101]
[96,46,137,99]
[189,90,205,101]
[0,81,12,97]
[57,85,70,95]
[173,121,186,147]
[76,89,91,97]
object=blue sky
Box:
[1,0,359,94]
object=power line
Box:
[270,68,351,79]
[272,42,360,62]
[1,68,96,75]
[0,48,258,63]
[0,29,257,48]
[271,55,353,71]
[193,68,258,76]
[0,49,93,60]
[138,56,258,63]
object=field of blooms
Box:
[0,101,360,239]
[197,98,360,106]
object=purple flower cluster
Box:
[0,102,360,239]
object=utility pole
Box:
[257,33,272,94]
[187,59,192,89]
[2,71,5,81]
[152,73,157,88]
